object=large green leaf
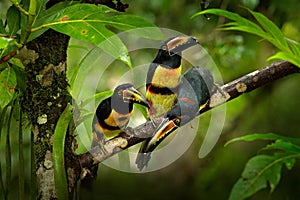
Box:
[32,3,161,67]
[229,153,298,200]
[226,134,300,200]
[0,67,17,109]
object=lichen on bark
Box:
[21,29,72,199]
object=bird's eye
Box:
[161,45,167,50]
[175,118,181,125]
[118,90,123,96]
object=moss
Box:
[21,29,71,168]
[35,139,52,168]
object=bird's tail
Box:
[135,139,152,171]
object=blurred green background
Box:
[1,0,300,199]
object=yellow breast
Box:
[151,65,181,88]
[104,109,131,128]
[146,92,177,117]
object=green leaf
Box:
[201,9,274,41]
[268,51,299,65]
[10,59,26,91]
[0,37,10,49]
[53,104,72,200]
[0,67,17,109]
[225,133,300,146]
[229,153,298,200]
[247,8,289,52]
[6,5,21,36]
[263,140,300,154]
[287,39,300,57]
[193,8,300,68]
[134,103,148,119]
[32,4,161,67]
[193,9,266,38]
[0,38,17,60]
[268,51,300,67]
[8,57,24,69]
[28,1,75,42]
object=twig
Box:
[78,61,300,169]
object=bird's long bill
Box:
[146,118,179,152]
[167,36,198,55]
[123,87,149,108]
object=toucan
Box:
[92,83,149,149]
[145,36,199,117]
[135,36,199,168]
[136,66,215,170]
[82,83,148,183]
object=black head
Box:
[111,83,149,113]
[166,103,195,126]
[153,36,198,68]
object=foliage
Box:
[225,133,300,199]
[0,0,161,109]
[30,2,162,67]
[193,8,300,68]
[1,0,300,199]
[193,8,300,200]
[0,1,161,198]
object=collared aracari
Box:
[135,36,199,168]
[136,66,215,170]
[145,36,199,117]
[92,83,149,149]
[82,83,148,183]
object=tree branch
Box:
[78,61,300,169]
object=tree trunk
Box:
[20,1,128,198]
[21,28,73,199]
